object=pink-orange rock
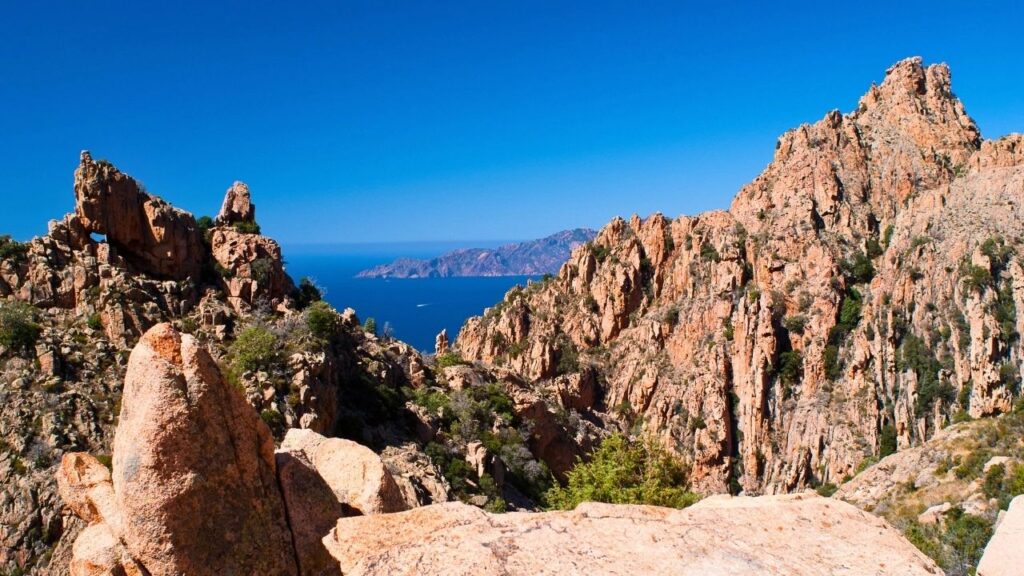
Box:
[210,227,293,311]
[275,448,344,576]
[69,523,145,576]
[56,453,118,528]
[112,323,298,576]
[456,57,1024,494]
[215,181,256,225]
[73,151,205,280]
[279,428,407,516]
[978,495,1024,576]
[323,494,942,576]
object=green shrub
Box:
[229,325,279,375]
[899,333,955,413]
[435,353,468,369]
[363,317,377,335]
[305,301,339,341]
[545,434,700,510]
[294,277,323,309]
[776,350,803,387]
[555,337,580,375]
[881,225,894,249]
[954,449,989,480]
[823,344,841,380]
[980,237,1013,272]
[233,221,261,235]
[195,215,214,236]
[699,243,720,262]
[983,463,1006,499]
[903,521,944,568]
[411,386,451,415]
[0,235,29,263]
[250,258,273,285]
[815,482,838,497]
[260,409,285,433]
[865,237,883,259]
[841,250,874,283]
[588,243,610,263]
[942,509,993,575]
[86,312,104,331]
[879,423,897,457]
[960,260,991,292]
[783,315,807,335]
[0,302,42,354]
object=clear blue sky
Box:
[1,1,1021,245]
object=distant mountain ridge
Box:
[356,228,597,278]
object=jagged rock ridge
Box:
[456,57,1024,494]
[356,228,596,278]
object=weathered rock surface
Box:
[110,323,298,575]
[210,226,293,311]
[457,57,1024,494]
[978,495,1024,575]
[73,151,206,280]
[279,428,407,516]
[323,493,942,575]
[216,181,256,225]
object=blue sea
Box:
[284,243,536,352]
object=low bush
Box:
[229,325,279,375]
[294,277,323,309]
[0,235,29,263]
[233,221,261,235]
[0,301,42,354]
[783,315,807,335]
[545,434,699,510]
[305,301,339,342]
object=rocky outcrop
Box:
[322,493,942,575]
[210,226,293,312]
[456,57,1024,494]
[278,429,408,515]
[978,495,1024,576]
[57,324,299,576]
[216,181,256,225]
[434,328,449,355]
[357,228,596,278]
[73,151,206,280]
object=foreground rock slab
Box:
[323,493,942,575]
[978,495,1024,576]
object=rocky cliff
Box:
[356,228,596,278]
[456,57,1024,495]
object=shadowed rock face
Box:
[322,494,943,576]
[111,324,298,576]
[73,151,206,280]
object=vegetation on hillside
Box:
[545,433,699,510]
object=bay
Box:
[284,243,536,352]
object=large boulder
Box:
[73,151,206,279]
[111,323,298,575]
[978,495,1024,576]
[279,429,408,516]
[275,429,408,576]
[323,493,943,576]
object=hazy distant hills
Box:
[356,228,597,278]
